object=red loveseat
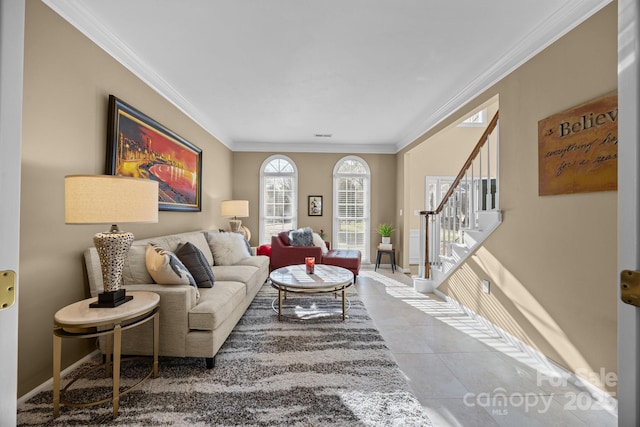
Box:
[270,231,361,278]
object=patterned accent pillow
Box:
[175,242,215,288]
[145,243,199,298]
[290,227,314,246]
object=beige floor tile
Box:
[354,269,618,427]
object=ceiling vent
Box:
[314,134,332,138]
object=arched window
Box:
[260,155,297,245]
[333,156,370,261]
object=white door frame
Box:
[618,0,639,424]
[0,0,25,423]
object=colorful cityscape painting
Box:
[106,95,202,211]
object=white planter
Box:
[381,237,391,244]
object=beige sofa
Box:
[84,230,269,368]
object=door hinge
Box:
[0,270,16,310]
[621,270,640,307]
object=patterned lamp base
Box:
[91,228,135,308]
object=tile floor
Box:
[354,267,618,427]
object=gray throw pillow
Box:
[176,242,215,288]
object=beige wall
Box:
[18,1,233,397]
[232,152,397,263]
[401,3,618,392]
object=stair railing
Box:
[419,111,499,279]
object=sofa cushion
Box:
[175,242,215,288]
[189,281,246,330]
[322,249,362,274]
[145,243,199,299]
[122,242,154,285]
[206,231,251,265]
[210,265,257,285]
[235,255,270,270]
[290,227,314,246]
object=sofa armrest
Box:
[124,283,197,355]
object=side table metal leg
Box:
[105,332,112,378]
[278,288,283,321]
[153,312,159,378]
[112,324,122,419]
[342,288,346,321]
[53,332,61,418]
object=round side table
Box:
[52,291,159,419]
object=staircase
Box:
[414,111,502,292]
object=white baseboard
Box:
[17,349,100,405]
[433,289,618,413]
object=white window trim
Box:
[457,109,487,128]
[259,154,298,245]
[332,155,371,262]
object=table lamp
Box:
[221,199,251,240]
[65,175,158,307]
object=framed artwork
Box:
[308,195,323,216]
[106,95,202,211]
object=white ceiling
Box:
[44,0,610,153]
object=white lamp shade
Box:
[221,200,249,218]
[65,175,159,224]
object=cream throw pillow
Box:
[145,243,199,298]
[312,232,328,254]
[206,232,251,265]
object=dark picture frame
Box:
[308,195,323,216]
[106,95,202,211]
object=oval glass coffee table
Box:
[269,264,354,321]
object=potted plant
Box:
[377,223,395,245]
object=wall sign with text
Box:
[538,92,617,196]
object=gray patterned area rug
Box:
[18,284,432,426]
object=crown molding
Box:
[233,140,397,154]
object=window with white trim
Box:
[457,109,487,127]
[260,155,297,245]
[333,156,370,261]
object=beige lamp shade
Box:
[65,175,159,224]
[221,200,249,218]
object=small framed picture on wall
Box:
[308,195,323,216]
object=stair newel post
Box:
[420,210,433,280]
[495,119,500,210]
[425,212,431,279]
